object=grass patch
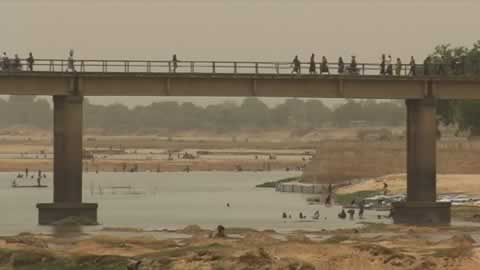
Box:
[431,247,473,258]
[335,190,381,206]
[322,235,350,244]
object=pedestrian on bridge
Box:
[386,55,393,76]
[395,58,402,76]
[320,56,330,74]
[1,52,9,71]
[408,56,416,76]
[347,56,358,74]
[423,56,431,75]
[66,49,76,72]
[292,55,301,74]
[338,57,345,74]
[309,54,316,74]
[172,54,178,72]
[13,54,22,71]
[380,54,386,75]
[27,53,34,71]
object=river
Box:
[0,171,386,235]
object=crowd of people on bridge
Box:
[291,53,468,76]
[0,50,471,76]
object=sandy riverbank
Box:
[0,223,479,269]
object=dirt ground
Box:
[338,174,480,196]
[0,224,479,269]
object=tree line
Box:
[0,96,405,133]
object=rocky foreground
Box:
[0,224,479,270]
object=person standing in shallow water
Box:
[309,54,316,74]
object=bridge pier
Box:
[37,96,97,225]
[392,98,451,224]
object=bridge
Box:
[2,58,480,225]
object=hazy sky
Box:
[2,0,479,107]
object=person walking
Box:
[27,52,34,71]
[13,54,21,71]
[292,55,301,74]
[309,53,316,74]
[380,54,386,75]
[66,49,76,72]
[438,56,447,76]
[348,56,358,74]
[408,56,416,76]
[338,57,345,74]
[386,55,393,75]
[395,58,402,76]
[172,54,178,72]
[320,56,330,74]
[423,56,431,75]
[1,52,9,71]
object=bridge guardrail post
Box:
[168,62,171,73]
[255,63,259,74]
[234,62,237,74]
[275,63,279,74]
[212,62,216,73]
[147,61,151,73]
[80,61,85,72]
[190,62,194,73]
[61,60,64,72]
[362,64,365,75]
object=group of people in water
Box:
[12,168,46,187]
[292,53,468,76]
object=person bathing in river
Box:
[338,209,346,219]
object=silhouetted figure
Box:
[408,56,416,76]
[386,55,393,75]
[383,182,388,195]
[338,209,346,219]
[395,58,402,76]
[25,168,29,176]
[292,55,301,74]
[338,57,345,74]
[215,225,226,238]
[282,212,287,219]
[172,54,178,72]
[423,56,431,75]
[1,52,8,71]
[380,54,386,75]
[299,212,304,219]
[438,56,447,75]
[226,203,230,207]
[359,201,365,218]
[309,53,316,74]
[325,194,332,206]
[66,49,75,72]
[320,56,329,74]
[27,53,34,71]
[13,54,21,71]
[348,56,358,74]
[313,210,320,220]
[347,209,355,219]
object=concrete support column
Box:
[393,97,450,225]
[406,98,437,202]
[37,95,97,225]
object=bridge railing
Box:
[1,58,479,77]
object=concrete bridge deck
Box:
[1,72,480,99]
